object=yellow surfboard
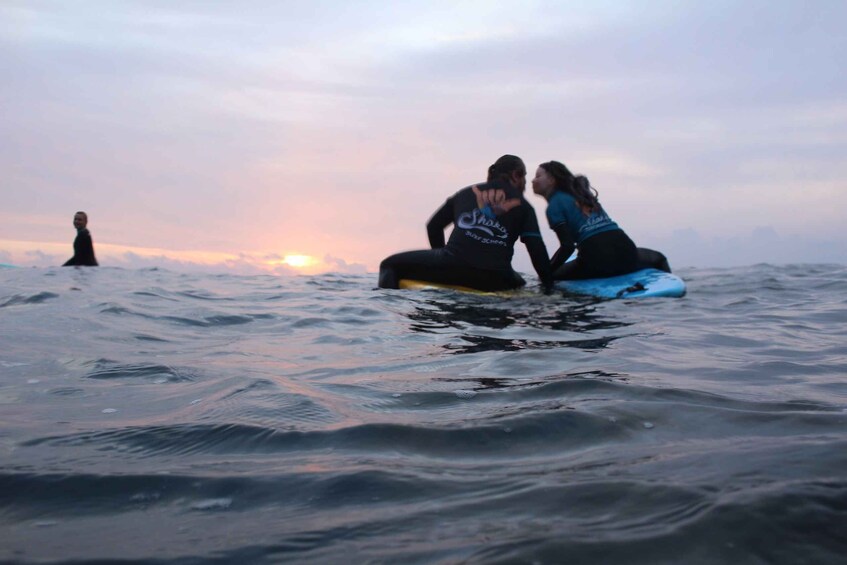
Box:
[398,279,518,297]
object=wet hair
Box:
[539,161,599,213]
[487,155,526,185]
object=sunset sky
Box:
[2,1,845,275]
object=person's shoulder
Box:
[457,181,488,193]
[453,182,488,200]
[78,228,91,236]
[549,190,575,206]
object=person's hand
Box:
[472,185,521,216]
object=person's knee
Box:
[509,270,526,288]
[651,252,671,273]
[378,262,399,288]
[553,262,579,280]
[637,248,671,273]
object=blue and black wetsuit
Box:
[62,228,98,267]
[546,191,668,280]
[379,182,552,291]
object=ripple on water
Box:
[84,361,195,383]
[159,313,256,327]
[0,292,59,307]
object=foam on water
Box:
[1,264,846,563]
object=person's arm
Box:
[523,235,553,293]
[426,197,455,248]
[63,233,80,266]
[549,224,575,271]
[519,205,553,292]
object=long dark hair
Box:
[539,160,599,213]
[487,154,525,185]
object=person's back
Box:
[545,190,620,245]
[431,180,535,271]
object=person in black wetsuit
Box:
[378,155,552,292]
[531,161,670,280]
[62,211,99,267]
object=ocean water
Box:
[1,264,846,564]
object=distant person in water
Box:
[531,161,670,280]
[62,211,98,267]
[378,155,552,292]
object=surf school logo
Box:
[578,209,614,235]
[457,209,508,239]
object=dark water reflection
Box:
[435,369,630,391]
[443,333,622,354]
[405,294,632,354]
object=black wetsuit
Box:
[62,228,98,267]
[379,182,552,291]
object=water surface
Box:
[1,264,846,563]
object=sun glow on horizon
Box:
[0,239,352,274]
[274,255,317,269]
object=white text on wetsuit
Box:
[457,209,509,247]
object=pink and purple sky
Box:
[2,1,845,275]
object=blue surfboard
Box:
[554,268,686,299]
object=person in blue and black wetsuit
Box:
[378,155,553,292]
[531,160,670,280]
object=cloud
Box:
[323,254,368,275]
[639,227,847,269]
[110,251,273,275]
[25,249,62,263]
